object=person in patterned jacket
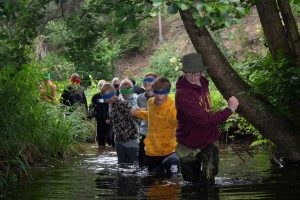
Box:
[101,83,139,164]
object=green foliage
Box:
[64,0,157,79]
[39,53,76,82]
[117,29,150,55]
[249,133,275,155]
[291,1,300,19]
[44,21,71,51]
[0,63,94,188]
[208,80,227,112]
[84,75,102,105]
[244,52,300,121]
[0,0,53,70]
[207,79,265,144]
[148,45,182,81]
[47,14,119,79]
[162,0,251,29]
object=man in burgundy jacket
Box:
[175,53,239,185]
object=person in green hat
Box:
[119,78,138,109]
[39,69,59,105]
[175,52,239,185]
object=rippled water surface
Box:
[3,144,300,199]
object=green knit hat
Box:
[179,53,207,72]
[44,73,50,79]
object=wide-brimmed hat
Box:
[179,53,207,72]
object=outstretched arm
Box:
[132,108,148,121]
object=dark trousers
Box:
[146,152,180,175]
[96,121,112,146]
[115,143,138,164]
[138,135,147,168]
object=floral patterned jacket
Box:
[110,97,139,144]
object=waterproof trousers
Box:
[176,142,219,185]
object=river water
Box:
[3,143,300,199]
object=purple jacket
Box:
[175,75,232,149]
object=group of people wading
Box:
[40,53,239,185]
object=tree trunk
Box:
[257,0,300,122]
[179,8,300,162]
[277,0,300,67]
[158,8,164,43]
[255,0,291,60]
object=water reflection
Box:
[3,144,300,200]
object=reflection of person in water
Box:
[115,174,140,198]
[180,183,220,199]
[95,171,140,198]
[145,176,181,199]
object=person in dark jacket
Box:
[175,53,239,185]
[60,73,88,115]
[88,80,113,147]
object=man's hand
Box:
[228,96,239,112]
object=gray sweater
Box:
[137,92,153,136]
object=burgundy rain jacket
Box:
[175,75,232,149]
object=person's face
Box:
[184,72,202,85]
[143,76,156,91]
[120,85,133,100]
[154,93,168,106]
[113,81,120,90]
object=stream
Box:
[3,143,300,199]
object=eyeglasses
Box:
[185,72,202,76]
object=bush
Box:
[149,46,182,82]
[0,64,94,188]
[39,53,76,82]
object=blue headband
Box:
[143,78,155,83]
[114,84,120,88]
[102,90,116,100]
[154,89,170,95]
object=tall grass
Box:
[0,64,94,189]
